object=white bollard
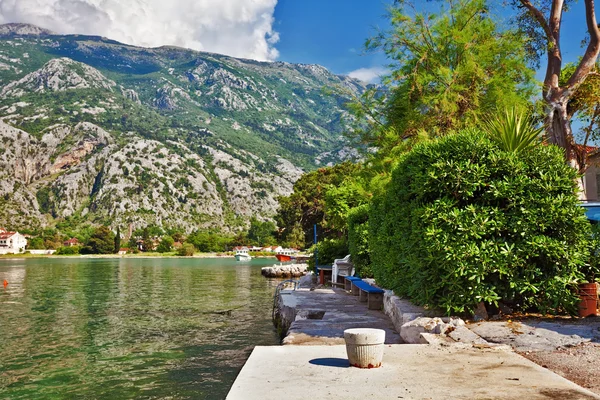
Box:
[343,328,385,368]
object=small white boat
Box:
[234,248,252,261]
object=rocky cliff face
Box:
[0,24,365,232]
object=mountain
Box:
[0,24,366,233]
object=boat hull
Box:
[235,254,252,261]
[275,254,295,262]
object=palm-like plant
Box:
[485,108,544,153]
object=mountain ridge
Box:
[0,23,365,234]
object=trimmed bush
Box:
[369,130,591,315]
[348,205,373,277]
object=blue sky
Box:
[273,0,390,81]
[272,0,592,83]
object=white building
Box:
[0,229,28,254]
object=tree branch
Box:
[565,0,600,92]
[518,0,553,41]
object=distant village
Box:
[0,227,299,257]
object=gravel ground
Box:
[469,316,600,396]
[519,342,600,396]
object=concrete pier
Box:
[227,345,600,400]
[275,287,401,345]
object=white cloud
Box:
[0,0,280,61]
[348,67,388,84]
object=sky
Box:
[0,0,594,84]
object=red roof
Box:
[0,232,17,239]
[64,238,79,245]
[575,144,599,155]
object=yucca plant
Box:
[485,108,544,153]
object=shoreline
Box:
[0,253,280,260]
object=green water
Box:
[0,257,281,399]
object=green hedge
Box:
[369,130,592,315]
[348,205,373,277]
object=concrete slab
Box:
[227,345,600,400]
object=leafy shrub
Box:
[156,236,174,253]
[348,205,373,277]
[177,243,196,256]
[56,246,81,255]
[369,130,591,315]
[307,237,348,270]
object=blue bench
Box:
[351,280,385,310]
[344,276,362,291]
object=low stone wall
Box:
[27,250,57,255]
[382,290,442,337]
[261,263,308,278]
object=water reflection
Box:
[0,258,280,399]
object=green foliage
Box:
[56,246,81,255]
[285,222,306,250]
[347,205,373,278]
[177,243,196,256]
[186,231,232,252]
[156,236,174,253]
[36,186,54,216]
[485,108,543,153]
[308,237,349,270]
[276,162,362,247]
[369,130,591,315]
[114,226,121,253]
[247,217,277,246]
[323,177,370,234]
[349,0,535,162]
[27,237,45,250]
[82,226,115,254]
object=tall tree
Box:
[352,0,535,157]
[512,0,600,174]
[85,226,115,254]
[114,226,121,253]
[247,217,276,247]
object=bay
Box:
[0,257,280,399]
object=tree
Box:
[141,227,154,252]
[177,243,196,256]
[156,236,174,253]
[114,226,121,253]
[276,162,362,247]
[512,0,600,177]
[353,0,535,156]
[84,226,115,254]
[247,217,276,246]
[27,237,45,250]
[285,222,306,250]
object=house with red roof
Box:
[63,238,80,247]
[0,229,27,255]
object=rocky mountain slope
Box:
[0,24,366,232]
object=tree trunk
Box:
[545,96,588,198]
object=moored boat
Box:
[275,253,295,262]
[234,247,252,261]
[275,248,298,262]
